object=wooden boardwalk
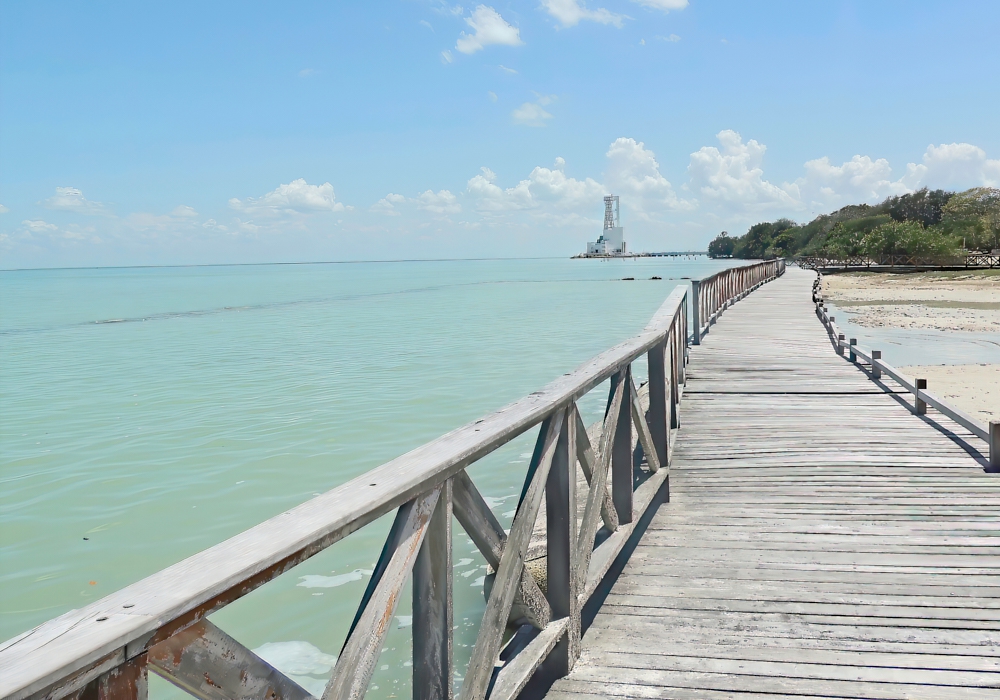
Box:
[548,267,1000,700]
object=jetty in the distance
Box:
[3,261,999,700]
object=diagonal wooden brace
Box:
[452,471,552,629]
[149,619,313,700]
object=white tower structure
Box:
[587,194,626,255]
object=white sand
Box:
[899,364,1000,424]
[821,271,1000,332]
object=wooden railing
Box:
[690,260,785,345]
[812,275,999,470]
[799,252,1000,270]
[0,267,782,700]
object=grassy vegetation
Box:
[708,187,1000,260]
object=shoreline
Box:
[820,270,999,427]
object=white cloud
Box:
[229,179,345,216]
[419,19,434,30]
[299,68,316,77]
[42,187,111,216]
[0,204,8,214]
[542,0,624,28]
[466,159,603,215]
[417,190,461,215]
[658,33,681,42]
[902,142,1000,190]
[606,138,690,216]
[432,2,465,16]
[22,219,58,232]
[467,167,534,212]
[499,64,518,74]
[487,90,498,102]
[456,6,523,54]
[687,130,797,209]
[441,50,454,63]
[788,155,907,207]
[172,205,199,218]
[632,0,687,11]
[202,219,229,232]
[512,101,553,126]
[371,193,406,216]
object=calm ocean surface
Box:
[1,257,736,697]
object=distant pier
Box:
[572,251,707,259]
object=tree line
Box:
[707,186,1000,260]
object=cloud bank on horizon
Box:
[7,133,998,261]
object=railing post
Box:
[691,280,701,345]
[610,368,634,524]
[413,479,453,700]
[990,422,1000,472]
[837,333,845,355]
[647,340,669,469]
[872,350,882,379]
[915,379,927,415]
[82,656,148,700]
[849,338,857,363]
[545,407,579,673]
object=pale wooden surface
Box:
[548,267,999,700]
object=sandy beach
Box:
[820,270,1000,332]
[821,270,999,427]
[899,364,1000,424]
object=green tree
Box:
[884,188,953,227]
[707,231,735,258]
[940,187,1000,251]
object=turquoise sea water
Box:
[0,257,735,697]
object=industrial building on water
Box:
[586,195,626,256]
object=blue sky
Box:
[2,0,999,268]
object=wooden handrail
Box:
[812,273,998,469]
[0,265,782,700]
[691,260,785,345]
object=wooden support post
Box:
[327,489,441,700]
[915,379,927,415]
[610,367,633,525]
[849,338,857,362]
[872,350,882,379]
[691,280,701,345]
[646,340,669,469]
[82,657,148,700]
[991,422,1000,472]
[669,329,680,429]
[149,620,311,700]
[413,479,453,700]
[837,333,845,355]
[545,408,579,674]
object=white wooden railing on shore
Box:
[0,261,785,700]
[812,274,999,470]
[691,260,786,345]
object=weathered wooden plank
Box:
[573,411,617,534]
[324,488,440,700]
[451,470,551,629]
[148,620,311,700]
[608,368,633,525]
[412,480,452,700]
[462,412,563,700]
[575,386,622,586]
[545,409,579,674]
[629,379,661,474]
[489,620,569,700]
